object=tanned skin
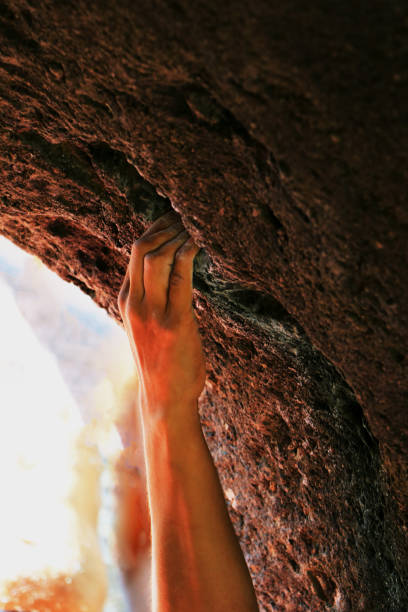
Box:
[118,210,259,612]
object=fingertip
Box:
[181,238,200,259]
[191,242,201,258]
[185,236,200,250]
[154,210,179,222]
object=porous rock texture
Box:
[0,1,407,609]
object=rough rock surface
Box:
[0,0,407,609]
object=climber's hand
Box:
[118,211,206,420]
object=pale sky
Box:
[0,236,136,611]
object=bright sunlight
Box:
[0,237,145,611]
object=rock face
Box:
[0,1,407,609]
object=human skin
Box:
[118,210,259,612]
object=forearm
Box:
[118,212,258,611]
[141,402,259,612]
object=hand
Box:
[118,211,206,419]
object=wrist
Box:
[140,405,206,482]
[140,398,202,440]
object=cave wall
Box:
[0,0,407,609]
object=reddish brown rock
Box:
[0,0,407,609]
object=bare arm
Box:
[118,211,259,612]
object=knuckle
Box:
[131,240,144,255]
[147,306,165,324]
[137,234,154,247]
[132,234,156,254]
[166,311,183,327]
[175,245,191,259]
[125,301,140,324]
[144,250,165,265]
[143,253,155,267]
[158,241,174,254]
[160,313,178,332]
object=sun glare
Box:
[0,280,83,587]
[0,237,139,611]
